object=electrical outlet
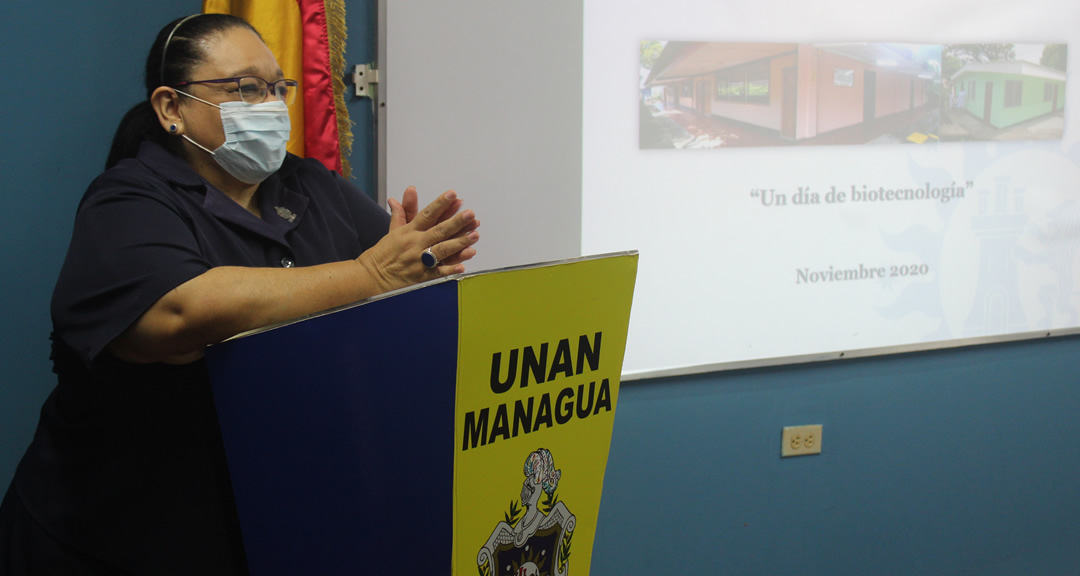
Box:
[781,424,823,457]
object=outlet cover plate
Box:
[781,424,823,457]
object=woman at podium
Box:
[0,13,478,575]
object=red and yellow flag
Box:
[203,0,353,177]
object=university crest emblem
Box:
[478,448,576,576]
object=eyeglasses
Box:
[173,76,298,105]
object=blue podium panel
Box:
[206,281,460,575]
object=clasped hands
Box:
[357,186,480,293]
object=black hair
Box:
[104,14,261,170]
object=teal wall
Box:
[2,3,1079,574]
[596,337,1080,574]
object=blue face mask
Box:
[178,92,291,185]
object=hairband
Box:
[159,14,205,87]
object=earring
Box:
[169,124,178,134]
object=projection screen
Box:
[381,0,1080,378]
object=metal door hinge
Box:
[353,63,379,98]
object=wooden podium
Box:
[206,253,637,575]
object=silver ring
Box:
[421,247,439,268]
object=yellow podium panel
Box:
[453,254,638,576]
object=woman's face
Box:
[179,26,284,152]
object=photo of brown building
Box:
[641,41,943,148]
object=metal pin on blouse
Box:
[421,247,439,269]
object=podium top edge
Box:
[462,250,639,279]
[216,251,639,343]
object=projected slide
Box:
[583,0,1080,375]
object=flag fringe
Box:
[324,0,353,179]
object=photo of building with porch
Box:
[640,41,942,148]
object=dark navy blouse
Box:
[7,141,389,574]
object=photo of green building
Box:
[950,60,1065,131]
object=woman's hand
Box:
[357,186,480,293]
